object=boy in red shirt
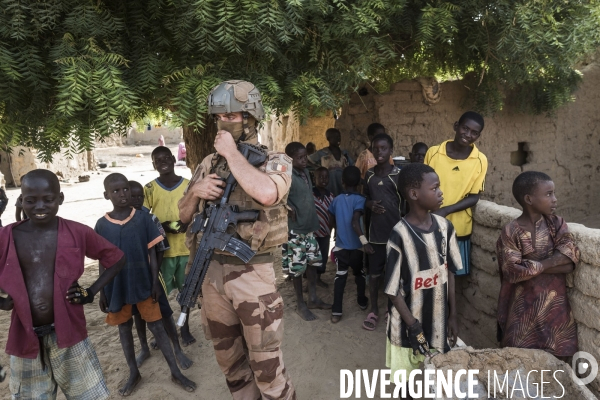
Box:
[0,169,126,399]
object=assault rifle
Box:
[176,143,268,326]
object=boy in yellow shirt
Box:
[144,147,191,293]
[425,111,488,276]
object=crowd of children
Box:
[0,110,582,399]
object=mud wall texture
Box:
[126,125,183,146]
[334,63,600,224]
[0,147,95,186]
[462,200,600,391]
[259,110,336,152]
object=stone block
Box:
[471,223,501,253]
[398,101,430,113]
[573,262,600,299]
[569,288,600,332]
[469,267,501,305]
[570,223,600,267]
[471,245,499,276]
[473,200,521,229]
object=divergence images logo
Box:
[572,351,598,386]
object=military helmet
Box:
[207,80,265,121]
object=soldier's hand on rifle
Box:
[214,130,238,159]
[192,173,225,201]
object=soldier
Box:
[178,80,296,399]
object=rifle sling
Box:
[212,252,274,265]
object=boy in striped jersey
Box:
[385,163,463,383]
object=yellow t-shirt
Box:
[425,140,488,236]
[143,177,190,257]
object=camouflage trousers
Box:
[281,231,322,277]
[200,259,296,400]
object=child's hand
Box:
[151,283,160,303]
[364,243,375,255]
[447,313,458,347]
[161,220,177,234]
[366,200,386,214]
[407,320,432,356]
[99,292,108,313]
[433,207,450,218]
[176,220,189,234]
[67,283,95,305]
[0,295,13,311]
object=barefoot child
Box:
[143,146,195,346]
[328,166,373,323]
[312,166,335,287]
[0,169,126,399]
[425,111,488,276]
[95,173,195,396]
[284,142,332,321]
[363,133,403,331]
[128,181,193,370]
[497,172,579,360]
[385,163,462,383]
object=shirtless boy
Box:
[0,169,126,399]
[95,173,195,396]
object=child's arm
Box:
[388,293,431,356]
[351,210,374,254]
[69,255,126,308]
[434,193,480,218]
[149,246,160,302]
[447,273,458,347]
[156,248,165,269]
[327,211,336,231]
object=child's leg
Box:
[315,236,330,288]
[286,231,316,321]
[160,257,177,295]
[163,315,194,369]
[305,233,332,310]
[140,298,196,392]
[173,255,189,292]
[118,318,142,396]
[180,260,197,347]
[332,249,351,320]
[133,313,151,368]
[367,244,387,320]
[350,249,368,308]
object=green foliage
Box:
[1,0,599,160]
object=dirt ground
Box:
[0,145,389,399]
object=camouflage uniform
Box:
[185,150,296,400]
[281,231,322,277]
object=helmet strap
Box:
[239,111,250,142]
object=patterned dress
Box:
[496,215,580,356]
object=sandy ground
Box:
[0,145,389,399]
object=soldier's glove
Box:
[68,283,95,305]
[407,319,431,356]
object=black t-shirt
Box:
[364,166,403,244]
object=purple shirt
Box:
[0,218,124,358]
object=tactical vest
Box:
[188,151,289,256]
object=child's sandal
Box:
[362,312,378,331]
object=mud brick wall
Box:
[463,200,600,391]
[334,62,600,224]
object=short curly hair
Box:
[398,163,436,198]
[512,171,553,207]
[285,142,305,157]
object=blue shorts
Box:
[455,236,471,276]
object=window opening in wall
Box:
[510,142,529,169]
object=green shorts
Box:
[385,338,439,376]
[281,231,322,277]
[160,255,189,294]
